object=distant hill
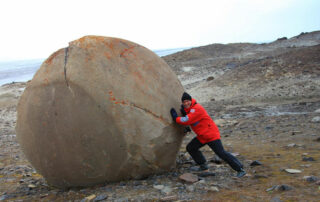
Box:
[163,31,320,106]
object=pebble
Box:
[207,186,219,192]
[314,109,320,113]
[267,184,293,192]
[160,195,178,201]
[250,160,262,166]
[84,194,96,201]
[197,179,206,184]
[270,196,282,202]
[287,143,296,147]
[265,126,273,130]
[0,195,9,201]
[93,194,108,202]
[231,152,239,157]
[276,185,293,191]
[153,185,164,190]
[284,169,301,174]
[303,176,318,182]
[189,166,201,171]
[291,131,301,135]
[179,173,199,183]
[161,186,172,195]
[311,116,320,122]
[28,184,36,188]
[82,194,96,202]
[302,157,315,161]
[186,185,195,192]
[197,172,216,177]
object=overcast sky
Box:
[0,0,319,61]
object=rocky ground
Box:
[1,31,320,201]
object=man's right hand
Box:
[170,108,178,122]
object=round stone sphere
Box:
[16,36,184,188]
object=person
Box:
[170,92,246,178]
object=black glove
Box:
[170,108,178,122]
[180,104,187,116]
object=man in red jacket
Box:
[170,92,246,177]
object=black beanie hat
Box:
[181,92,192,102]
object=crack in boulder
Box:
[64,47,69,86]
[129,102,169,125]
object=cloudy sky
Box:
[0,0,319,61]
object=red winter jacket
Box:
[176,98,220,144]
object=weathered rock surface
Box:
[16,36,184,188]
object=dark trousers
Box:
[186,137,243,172]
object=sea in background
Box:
[0,47,190,86]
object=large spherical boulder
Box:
[16,36,184,188]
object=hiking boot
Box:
[190,163,209,172]
[236,168,246,178]
[200,163,209,171]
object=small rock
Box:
[315,137,320,142]
[197,172,216,177]
[291,131,301,135]
[0,195,9,201]
[311,116,320,123]
[284,169,301,174]
[28,184,36,188]
[207,76,214,81]
[186,185,195,192]
[153,185,164,190]
[161,186,172,195]
[179,173,199,183]
[303,176,318,182]
[287,143,296,148]
[189,166,201,171]
[82,194,96,202]
[315,180,320,185]
[302,157,315,161]
[231,152,239,157]
[198,179,206,184]
[250,160,262,166]
[160,195,178,201]
[266,186,277,192]
[265,126,273,130]
[207,186,219,192]
[314,109,320,113]
[93,194,108,202]
[276,185,293,191]
[300,164,311,168]
[267,185,293,192]
[113,198,128,202]
[270,196,282,202]
[40,194,49,198]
